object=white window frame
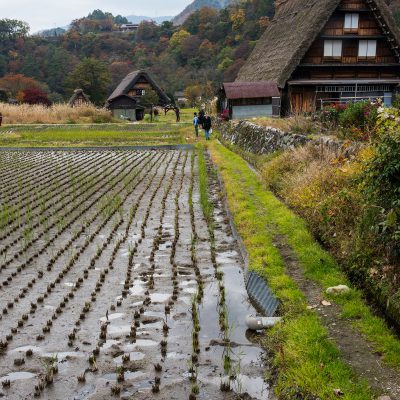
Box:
[344,13,359,30]
[324,40,343,58]
[358,40,377,58]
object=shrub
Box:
[318,103,347,127]
[361,107,400,258]
[92,113,113,123]
[23,88,51,106]
[392,93,400,109]
[289,114,318,135]
[338,101,379,141]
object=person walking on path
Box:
[193,112,199,138]
[175,107,180,122]
[198,108,205,128]
[202,112,212,140]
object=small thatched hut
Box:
[68,89,91,107]
[237,0,400,114]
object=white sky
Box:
[0,0,190,32]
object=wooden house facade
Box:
[237,0,400,114]
[106,70,170,121]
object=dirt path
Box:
[274,236,400,399]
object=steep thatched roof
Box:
[237,0,400,88]
[68,89,91,106]
[108,70,170,105]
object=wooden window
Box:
[344,13,359,33]
[358,40,377,59]
[135,89,145,96]
[324,40,342,59]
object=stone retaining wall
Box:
[214,119,362,157]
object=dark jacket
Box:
[202,116,212,130]
[198,110,205,125]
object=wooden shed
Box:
[107,95,145,121]
[68,89,91,107]
[219,81,281,119]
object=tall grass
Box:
[0,103,114,124]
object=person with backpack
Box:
[202,112,212,141]
[193,112,199,138]
[198,108,205,128]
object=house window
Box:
[358,40,377,59]
[135,89,145,96]
[344,13,359,32]
[324,40,342,59]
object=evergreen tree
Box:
[66,58,111,105]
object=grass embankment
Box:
[207,141,400,399]
[0,126,188,147]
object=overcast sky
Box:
[0,0,190,32]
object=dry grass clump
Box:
[261,143,364,256]
[248,116,292,130]
[0,103,114,124]
[247,114,320,135]
[261,144,336,192]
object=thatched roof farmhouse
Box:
[236,0,400,114]
[106,70,170,121]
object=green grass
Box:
[142,107,196,124]
[208,140,400,399]
[0,128,187,147]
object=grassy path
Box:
[208,140,400,400]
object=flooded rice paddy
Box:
[0,149,268,399]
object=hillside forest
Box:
[0,2,274,105]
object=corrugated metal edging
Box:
[245,270,280,317]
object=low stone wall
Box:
[214,119,362,157]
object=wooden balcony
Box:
[301,56,397,64]
[322,29,382,36]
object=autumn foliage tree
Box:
[0,1,275,100]
[184,85,203,107]
[22,88,51,105]
[0,74,41,98]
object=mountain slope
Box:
[172,0,233,25]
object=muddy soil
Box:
[0,149,269,400]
